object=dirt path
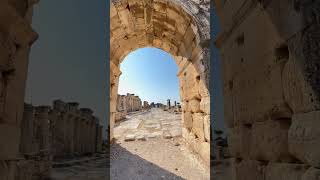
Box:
[111,108,209,180]
[50,158,108,180]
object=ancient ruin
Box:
[115,93,143,122]
[214,0,320,179]
[1,0,319,179]
[110,0,211,165]
[18,101,104,178]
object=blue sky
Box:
[118,47,180,105]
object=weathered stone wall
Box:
[115,93,143,122]
[215,0,320,178]
[50,100,103,158]
[0,0,39,179]
[110,0,211,165]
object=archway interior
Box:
[114,47,182,139]
[118,47,180,105]
[110,0,210,165]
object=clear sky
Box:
[118,47,180,105]
[25,0,107,136]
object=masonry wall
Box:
[215,0,320,179]
[110,0,211,166]
[50,100,103,158]
[0,1,39,179]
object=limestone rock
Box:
[163,131,172,139]
[289,111,320,167]
[227,125,251,159]
[192,113,205,142]
[124,134,136,141]
[282,56,316,113]
[182,112,193,131]
[200,96,210,114]
[136,135,146,141]
[302,167,320,180]
[231,160,265,180]
[189,99,200,113]
[199,142,210,166]
[265,163,308,180]
[251,119,293,162]
[203,115,210,142]
[0,124,20,160]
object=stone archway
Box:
[109,0,211,164]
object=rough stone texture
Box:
[265,163,309,180]
[227,125,252,159]
[192,113,205,142]
[231,160,265,180]
[182,112,193,131]
[110,0,210,164]
[115,93,143,122]
[215,0,320,179]
[203,115,210,142]
[251,119,293,162]
[200,96,210,114]
[189,99,201,113]
[302,167,320,180]
[289,111,320,168]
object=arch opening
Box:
[110,0,211,166]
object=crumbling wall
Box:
[215,0,320,178]
[0,0,38,179]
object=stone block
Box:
[189,99,200,113]
[200,96,210,114]
[251,119,293,162]
[181,101,189,112]
[0,124,20,160]
[199,142,210,166]
[289,111,320,167]
[192,113,205,142]
[223,80,234,128]
[182,112,192,131]
[282,54,316,114]
[0,160,16,180]
[184,65,201,100]
[265,163,308,180]
[227,125,251,159]
[199,79,209,98]
[231,160,265,180]
[302,167,320,180]
[203,115,210,142]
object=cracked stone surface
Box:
[114,108,182,141]
[111,108,209,179]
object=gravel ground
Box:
[50,158,108,180]
[111,108,209,180]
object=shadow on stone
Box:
[110,143,184,180]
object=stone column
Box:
[73,117,79,154]
[35,106,51,152]
[110,62,121,140]
[66,115,74,155]
[20,103,34,155]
